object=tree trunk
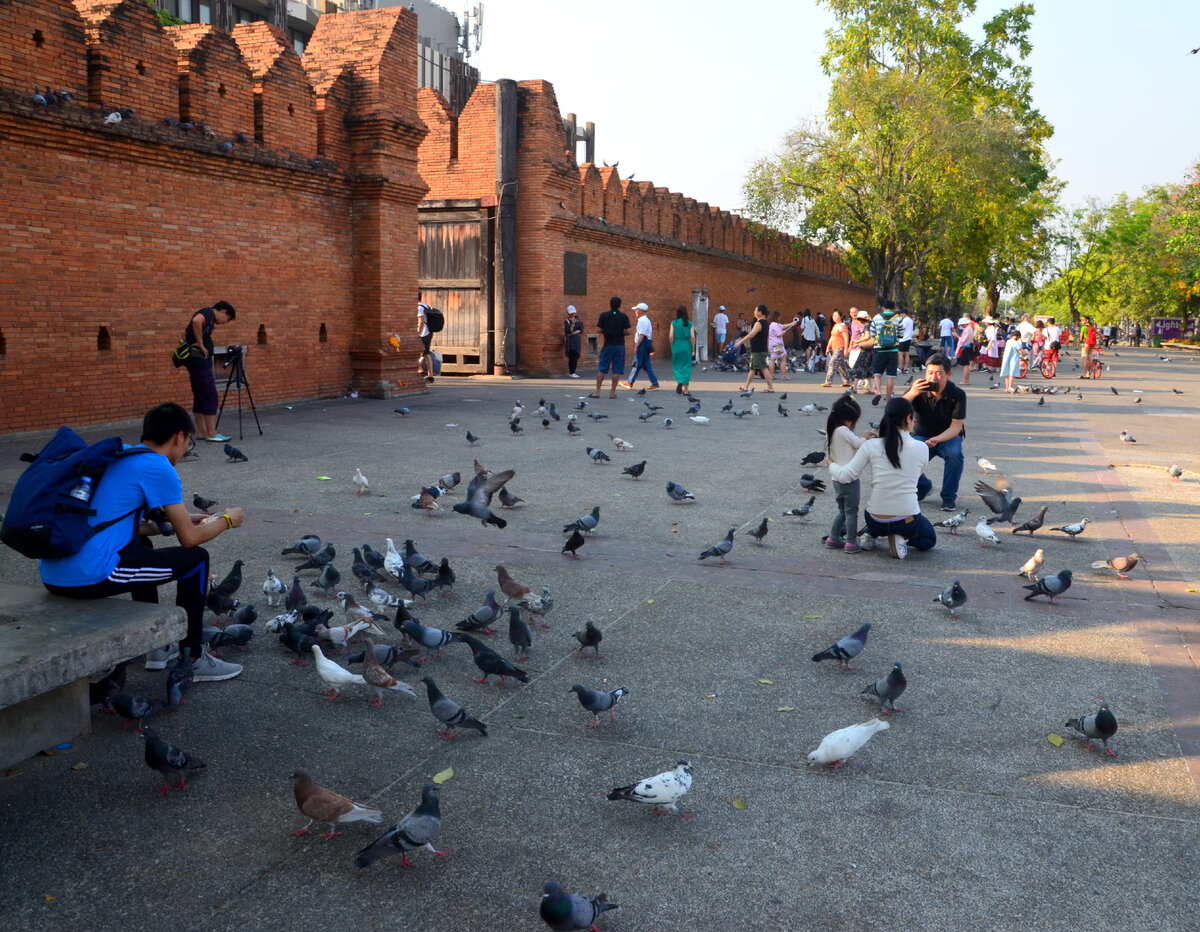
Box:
[985,283,1000,317]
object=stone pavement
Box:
[0,346,1198,930]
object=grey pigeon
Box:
[223,443,248,462]
[165,650,193,709]
[466,430,479,445]
[507,605,532,660]
[1065,701,1118,756]
[572,620,603,658]
[720,398,734,412]
[800,475,826,492]
[296,543,335,572]
[192,492,219,513]
[498,486,524,508]
[346,642,422,672]
[142,727,204,794]
[510,418,524,434]
[401,618,461,657]
[666,481,695,502]
[637,411,656,422]
[564,506,600,534]
[394,406,410,416]
[811,622,871,670]
[230,603,257,626]
[800,450,825,466]
[586,412,608,421]
[568,421,583,434]
[459,633,529,684]
[933,580,968,617]
[747,517,769,544]
[862,661,906,713]
[1012,506,1048,535]
[586,446,611,464]
[934,507,970,534]
[282,535,321,556]
[361,543,385,570]
[699,527,735,564]
[354,784,446,868]
[404,539,438,576]
[1024,568,1073,603]
[285,575,307,611]
[421,675,487,738]
[778,402,789,416]
[314,563,341,596]
[540,881,618,931]
[622,460,646,480]
[975,477,1022,524]
[782,496,816,519]
[562,529,585,559]
[104,692,160,732]
[456,590,502,634]
[452,468,516,528]
[1049,518,1089,540]
[211,559,244,597]
[570,684,629,727]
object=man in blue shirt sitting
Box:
[40,403,245,681]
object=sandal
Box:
[587,393,600,399]
[608,392,617,399]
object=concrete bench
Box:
[0,585,185,768]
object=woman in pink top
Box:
[767,310,799,381]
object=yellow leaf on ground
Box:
[757,678,774,685]
[432,767,454,784]
[1046,733,1063,747]
[732,797,746,810]
[776,706,795,712]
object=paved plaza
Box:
[1,346,1198,930]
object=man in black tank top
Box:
[733,304,774,392]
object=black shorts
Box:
[420,333,433,352]
[958,345,976,365]
[897,340,912,353]
[871,351,898,377]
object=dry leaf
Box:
[71,762,88,771]
[432,767,454,784]
[1046,733,1063,747]
[776,706,795,712]
[757,678,774,685]
[732,797,746,810]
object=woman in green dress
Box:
[670,305,696,394]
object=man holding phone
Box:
[902,353,966,511]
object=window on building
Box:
[198,1,211,24]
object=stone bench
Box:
[0,585,185,769]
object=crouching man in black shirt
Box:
[902,353,966,511]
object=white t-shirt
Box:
[635,315,653,342]
[900,316,914,341]
[939,317,954,338]
[829,424,865,466]
[829,431,929,518]
[712,312,729,334]
[801,317,819,341]
[417,305,430,338]
[1018,320,1036,342]
[1046,324,1061,345]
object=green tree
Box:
[1039,201,1113,326]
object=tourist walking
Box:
[624,302,660,390]
[670,306,696,394]
[821,310,852,388]
[734,304,775,393]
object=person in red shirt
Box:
[820,309,853,388]
[1079,316,1097,378]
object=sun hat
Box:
[633,302,649,311]
[958,316,971,326]
[566,305,577,314]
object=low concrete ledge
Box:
[0,585,185,767]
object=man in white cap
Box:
[563,304,583,378]
[622,302,660,390]
[711,305,730,356]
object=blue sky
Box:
[475,0,1200,216]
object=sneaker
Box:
[145,643,180,671]
[192,647,243,682]
[569,373,581,379]
[620,381,633,389]
[843,543,863,554]
[823,537,842,550]
[647,384,660,390]
[206,434,231,443]
[859,534,876,551]
[888,535,908,560]
[940,501,957,512]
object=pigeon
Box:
[575,399,588,410]
[466,430,480,446]
[401,618,461,657]
[1111,386,1119,395]
[498,486,524,508]
[404,540,438,576]
[934,508,970,534]
[1037,396,1045,406]
[739,388,755,398]
[586,413,608,421]
[747,517,769,544]
[1011,506,1048,535]
[686,403,702,415]
[224,443,248,462]
[507,605,533,660]
[396,567,434,602]
[644,401,663,412]
[165,650,193,710]
[296,543,335,572]
[976,457,998,474]
[800,403,827,414]
[1065,701,1118,756]
[211,559,244,598]
[452,468,516,528]
[510,418,524,434]
[518,584,554,622]
[862,662,906,714]
[335,591,384,628]
[663,417,674,428]
[282,535,321,556]
[291,769,383,839]
[350,468,370,496]
[800,450,825,466]
[1049,518,1089,540]
[457,590,502,634]
[607,759,692,816]
[975,478,1022,524]
[732,409,751,418]
[311,645,367,699]
[360,544,386,572]
[351,548,384,585]
[394,406,410,416]
[607,433,633,451]
[421,675,488,738]
[778,402,789,417]
[666,481,695,502]
[229,603,257,627]
[103,692,160,732]
[540,881,618,932]
[1023,569,1073,603]
[572,620,604,658]
[689,415,710,424]
[360,638,417,706]
[192,493,219,513]
[586,446,611,464]
[345,642,421,672]
[800,475,827,493]
[202,625,253,651]
[975,517,1001,548]
[1018,548,1044,580]
[32,84,49,111]
[564,506,600,535]
[354,784,445,869]
[622,460,647,480]
[699,527,735,564]
[104,109,123,124]
[562,529,586,559]
[496,565,532,602]
[933,580,967,617]
[142,727,204,794]
[383,538,405,581]
[1091,553,1140,579]
[548,403,561,421]
[568,421,583,434]
[807,718,890,768]
[720,399,734,412]
[782,496,816,519]
[570,684,629,728]
[459,633,529,684]
[1169,464,1183,479]
[316,619,373,652]
[751,403,760,416]
[1119,430,1136,443]
[812,622,870,669]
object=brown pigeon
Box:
[291,769,382,840]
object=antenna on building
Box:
[460,3,483,58]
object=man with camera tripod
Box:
[181,301,236,442]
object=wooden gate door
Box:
[418,204,494,374]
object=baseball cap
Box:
[719,305,726,310]
[856,310,870,320]
[566,305,577,314]
[633,302,649,311]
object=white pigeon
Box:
[311,645,366,699]
[104,110,122,124]
[510,401,525,420]
[337,591,392,626]
[262,569,288,606]
[689,415,710,425]
[975,516,1001,548]
[1119,430,1136,443]
[976,457,997,474]
[566,413,578,423]
[607,434,633,452]
[353,468,369,496]
[750,403,760,416]
[365,580,404,608]
[807,718,890,768]
[383,538,405,581]
[316,619,372,649]
[266,609,300,633]
[1018,548,1044,581]
[800,404,819,415]
[607,760,693,816]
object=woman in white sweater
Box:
[828,397,937,559]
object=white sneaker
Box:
[192,647,243,682]
[145,643,180,671]
[860,534,876,551]
[569,373,581,379]
[889,535,908,560]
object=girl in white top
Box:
[823,394,873,553]
[829,397,937,559]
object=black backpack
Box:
[0,426,149,559]
[425,307,445,333]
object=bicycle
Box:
[1080,347,1103,379]
[1017,344,1057,379]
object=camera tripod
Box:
[215,348,262,440]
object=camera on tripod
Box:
[220,344,247,369]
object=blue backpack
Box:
[0,426,149,559]
[875,316,899,350]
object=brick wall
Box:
[0,0,426,434]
